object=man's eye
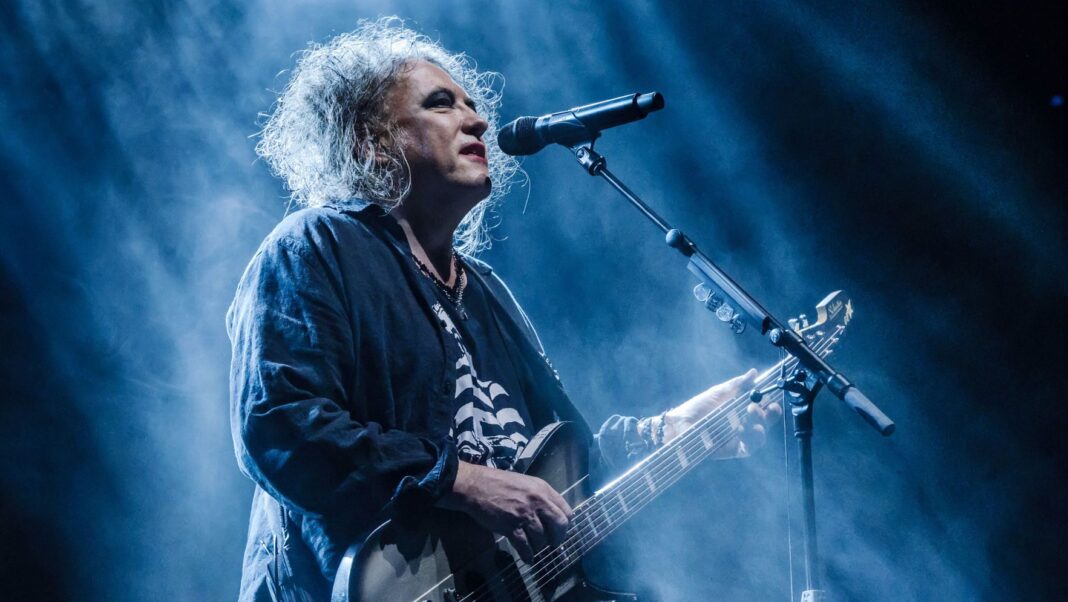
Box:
[428,93,454,108]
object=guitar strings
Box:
[459,336,828,602]
[466,383,781,602]
[525,328,838,581]
[522,357,803,587]
[457,329,839,602]
[463,351,807,602]
[465,382,786,602]
[545,329,841,592]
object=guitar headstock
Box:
[788,290,853,357]
[754,291,853,387]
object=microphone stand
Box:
[563,138,895,601]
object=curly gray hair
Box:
[256,17,519,255]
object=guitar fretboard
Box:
[568,378,781,557]
[511,323,843,594]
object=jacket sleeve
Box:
[227,234,457,527]
[592,415,650,479]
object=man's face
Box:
[385,61,491,207]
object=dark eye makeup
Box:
[424,90,455,108]
[423,88,479,114]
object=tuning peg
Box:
[693,283,711,302]
[693,283,722,310]
[715,303,735,323]
[799,313,810,328]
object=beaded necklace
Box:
[412,250,468,320]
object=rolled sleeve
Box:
[593,414,650,479]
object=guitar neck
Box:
[556,321,843,566]
[570,318,844,554]
[562,367,789,561]
[551,320,841,563]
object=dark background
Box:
[2,1,1065,600]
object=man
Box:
[229,18,778,601]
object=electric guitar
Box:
[332,291,854,602]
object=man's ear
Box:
[353,132,394,167]
[370,130,405,168]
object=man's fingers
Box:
[747,402,769,425]
[766,402,783,422]
[535,482,571,546]
[539,480,573,520]
[523,516,547,553]
[510,527,534,564]
[538,506,570,545]
[740,422,766,450]
[540,498,570,529]
[740,402,769,451]
[734,368,759,391]
[716,368,759,401]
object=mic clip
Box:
[572,143,606,176]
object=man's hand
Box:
[438,461,572,563]
[664,368,782,458]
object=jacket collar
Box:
[330,201,494,276]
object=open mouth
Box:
[459,142,487,161]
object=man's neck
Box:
[393,186,487,282]
[393,210,459,286]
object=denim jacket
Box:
[228,204,645,601]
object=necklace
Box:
[412,250,468,320]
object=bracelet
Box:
[636,412,670,451]
[634,416,656,452]
[654,411,668,447]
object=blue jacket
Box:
[228,204,643,601]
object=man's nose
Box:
[464,110,489,140]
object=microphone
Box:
[497,92,664,156]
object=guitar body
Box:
[332,421,635,602]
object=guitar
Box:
[332,291,854,602]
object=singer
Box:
[229,18,778,601]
